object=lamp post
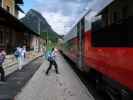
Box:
[38,18,41,52]
[46,29,49,51]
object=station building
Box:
[0,0,42,53]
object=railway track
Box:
[62,53,112,100]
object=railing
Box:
[3,55,17,69]
[2,51,43,76]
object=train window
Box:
[92,16,133,47]
[122,6,128,19]
[113,12,118,23]
[85,14,91,32]
[77,23,80,36]
[81,18,85,34]
[77,23,80,48]
[104,9,108,26]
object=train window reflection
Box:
[92,16,133,47]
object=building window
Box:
[0,30,4,45]
[122,6,128,19]
[7,6,10,12]
[0,0,2,7]
[36,40,38,45]
[113,12,118,23]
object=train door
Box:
[77,18,85,70]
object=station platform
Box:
[15,53,94,100]
[0,57,43,100]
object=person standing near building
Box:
[14,47,20,59]
[46,48,59,75]
[15,46,22,70]
[21,45,26,62]
[0,48,6,81]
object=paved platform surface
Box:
[0,57,43,100]
[15,53,94,100]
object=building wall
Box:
[30,36,40,52]
[0,25,16,53]
[0,23,42,53]
[102,0,133,26]
[15,32,31,49]
[30,36,44,53]
[0,0,42,54]
[14,8,19,18]
[0,0,36,54]
[2,0,16,17]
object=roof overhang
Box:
[15,0,24,4]
[0,7,39,37]
[15,5,25,13]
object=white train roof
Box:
[64,0,113,43]
[64,9,92,42]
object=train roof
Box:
[64,9,92,42]
[95,0,114,16]
[70,9,92,33]
[64,0,113,42]
[63,27,77,42]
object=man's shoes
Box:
[45,72,49,75]
[56,72,59,74]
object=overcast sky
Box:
[19,0,113,35]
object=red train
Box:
[62,0,133,99]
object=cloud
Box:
[41,11,72,35]
[31,0,93,35]
[29,0,113,35]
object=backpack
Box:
[14,50,20,58]
[47,51,53,61]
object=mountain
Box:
[21,9,59,42]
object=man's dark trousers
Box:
[46,60,59,75]
[0,64,5,81]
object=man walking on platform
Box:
[46,48,59,75]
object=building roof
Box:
[15,0,24,4]
[0,7,39,37]
[15,5,25,13]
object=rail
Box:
[2,51,43,76]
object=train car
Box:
[63,10,91,69]
[62,0,133,100]
[63,25,79,63]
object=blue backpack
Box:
[47,51,53,61]
[14,50,20,58]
